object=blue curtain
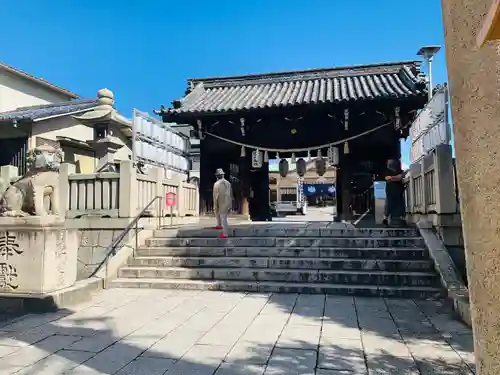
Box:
[303,184,336,197]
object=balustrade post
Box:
[58,163,75,217]
[408,162,420,214]
[0,165,18,193]
[433,144,457,214]
[178,181,186,217]
[149,167,164,217]
[195,184,200,216]
[420,158,429,214]
[0,165,18,181]
[119,160,137,218]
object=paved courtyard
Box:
[0,289,474,374]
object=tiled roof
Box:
[0,99,99,122]
[0,62,80,99]
[168,61,427,116]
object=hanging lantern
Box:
[251,149,262,168]
[315,158,326,176]
[317,149,322,158]
[279,159,289,178]
[263,150,269,163]
[296,158,306,177]
[344,142,350,154]
[240,146,246,157]
[327,146,339,166]
[291,153,296,163]
[307,150,311,161]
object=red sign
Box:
[165,192,176,208]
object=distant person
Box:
[212,168,232,238]
[383,159,407,226]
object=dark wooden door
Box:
[249,166,270,221]
[0,137,28,176]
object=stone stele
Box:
[0,216,77,295]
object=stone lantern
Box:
[73,89,127,172]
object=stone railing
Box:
[0,160,200,302]
[404,144,458,216]
[404,143,466,282]
[65,172,121,218]
[0,160,199,220]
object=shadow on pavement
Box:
[0,290,476,374]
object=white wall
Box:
[0,70,74,112]
[32,116,94,144]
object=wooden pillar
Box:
[341,162,352,221]
[337,148,352,221]
[239,154,250,220]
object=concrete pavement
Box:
[0,289,474,374]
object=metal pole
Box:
[132,109,137,163]
[170,205,174,227]
[334,167,338,221]
[427,56,433,101]
[277,176,281,202]
[134,219,138,258]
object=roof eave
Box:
[187,60,423,86]
[160,93,428,121]
[33,106,99,122]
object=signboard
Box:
[251,150,262,168]
[373,181,386,199]
[409,85,450,163]
[132,109,190,174]
[165,192,176,208]
[303,184,336,197]
[327,146,339,166]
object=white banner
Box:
[132,109,190,173]
[410,86,450,163]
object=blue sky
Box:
[3,0,447,165]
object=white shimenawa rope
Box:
[204,121,391,153]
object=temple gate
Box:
[158,61,428,221]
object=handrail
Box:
[89,195,163,278]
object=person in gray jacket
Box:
[212,168,232,238]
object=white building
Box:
[0,62,133,174]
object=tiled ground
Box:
[0,289,474,374]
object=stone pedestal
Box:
[0,216,77,295]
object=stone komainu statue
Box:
[0,145,63,217]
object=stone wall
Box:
[76,228,128,279]
[70,216,200,280]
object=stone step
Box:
[135,246,429,260]
[157,227,420,238]
[146,237,425,248]
[118,266,438,286]
[128,256,434,271]
[109,278,444,299]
